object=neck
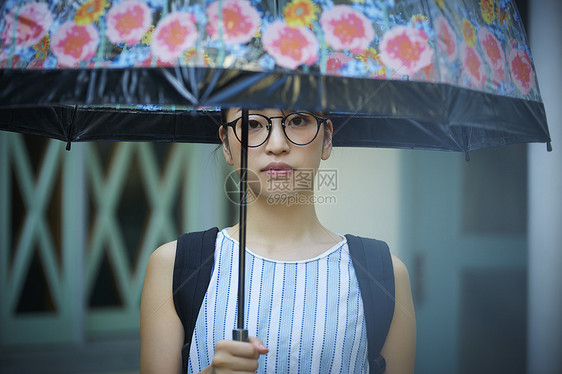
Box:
[227,191,343,260]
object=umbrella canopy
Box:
[0,0,551,151]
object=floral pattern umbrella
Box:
[0,0,551,151]
[0,0,552,347]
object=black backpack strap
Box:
[345,234,395,374]
[173,227,219,373]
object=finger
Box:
[212,354,259,372]
[248,336,269,354]
[215,340,260,359]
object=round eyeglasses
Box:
[224,111,328,148]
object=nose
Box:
[264,118,290,154]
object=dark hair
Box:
[220,107,229,125]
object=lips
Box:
[262,162,293,178]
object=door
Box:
[400,145,528,373]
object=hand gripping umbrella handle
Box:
[233,109,249,343]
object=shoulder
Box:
[146,239,178,274]
[143,240,179,292]
[390,254,409,280]
[389,253,412,304]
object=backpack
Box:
[173,227,395,373]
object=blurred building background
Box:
[1,0,560,373]
[0,140,233,373]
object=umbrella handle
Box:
[232,328,249,342]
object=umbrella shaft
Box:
[237,109,249,335]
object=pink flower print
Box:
[379,25,433,76]
[437,16,457,61]
[478,28,507,83]
[106,0,152,46]
[151,12,198,63]
[1,2,53,49]
[206,0,260,44]
[509,48,535,95]
[326,52,352,75]
[461,42,486,89]
[263,21,318,69]
[320,5,374,53]
[51,21,99,67]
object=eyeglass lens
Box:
[234,112,320,146]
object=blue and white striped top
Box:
[187,228,368,373]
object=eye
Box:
[248,120,263,130]
[287,114,312,127]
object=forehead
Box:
[224,108,325,120]
[224,108,289,119]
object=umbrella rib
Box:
[162,69,199,106]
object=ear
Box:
[219,125,234,166]
[321,120,333,160]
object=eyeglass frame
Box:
[222,111,329,148]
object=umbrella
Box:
[0,0,551,342]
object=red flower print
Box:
[509,48,535,95]
[106,0,152,46]
[1,2,53,49]
[320,5,374,53]
[326,52,352,75]
[461,42,486,89]
[51,21,99,67]
[263,21,318,69]
[380,25,433,76]
[206,0,260,44]
[437,16,457,61]
[135,53,175,67]
[151,12,198,63]
[478,28,506,83]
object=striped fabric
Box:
[187,229,368,374]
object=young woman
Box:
[140,108,416,373]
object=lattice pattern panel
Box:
[1,133,230,344]
[0,133,83,344]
